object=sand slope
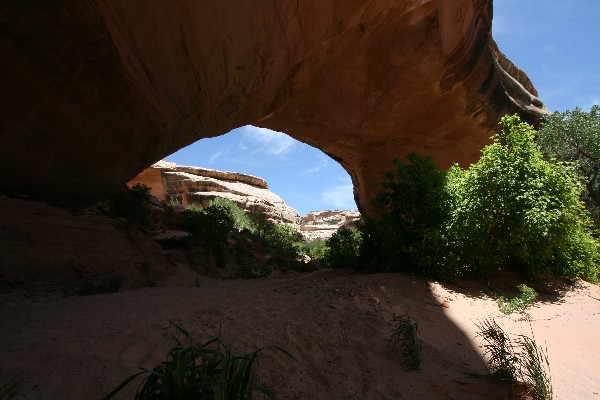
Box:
[1,269,598,399]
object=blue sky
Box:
[166,1,599,216]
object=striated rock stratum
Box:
[0,1,548,214]
[129,161,300,225]
[301,210,361,241]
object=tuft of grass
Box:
[391,314,422,370]
[475,318,518,381]
[476,318,553,400]
[0,377,18,399]
[103,322,295,400]
[498,284,538,315]
[516,334,553,400]
[62,276,124,297]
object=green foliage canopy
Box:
[537,105,600,229]
[449,115,599,280]
[325,228,362,269]
[360,152,451,276]
[359,115,599,282]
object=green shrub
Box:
[103,323,294,400]
[538,105,600,232]
[357,115,599,282]
[498,284,538,315]
[391,314,422,371]
[448,115,600,281]
[182,200,236,267]
[209,197,256,232]
[325,228,362,268]
[301,239,329,260]
[358,152,456,279]
[110,184,153,228]
[263,224,304,266]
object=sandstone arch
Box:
[0,0,547,214]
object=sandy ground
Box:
[1,268,599,399]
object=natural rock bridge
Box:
[0,0,547,214]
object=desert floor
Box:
[1,268,599,399]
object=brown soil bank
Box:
[1,269,598,399]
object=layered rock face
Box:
[129,161,300,225]
[0,1,547,215]
[301,210,361,241]
[0,196,173,292]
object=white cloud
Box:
[242,126,296,156]
[304,154,328,174]
[208,151,221,164]
[321,183,356,210]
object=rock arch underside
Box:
[0,0,548,215]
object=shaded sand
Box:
[1,269,598,399]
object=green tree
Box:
[359,152,453,278]
[264,224,304,258]
[537,105,600,230]
[325,228,362,269]
[449,114,599,281]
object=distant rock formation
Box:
[300,210,361,241]
[128,161,300,225]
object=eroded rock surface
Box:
[0,1,548,214]
[0,196,173,293]
[129,161,300,225]
[301,210,361,241]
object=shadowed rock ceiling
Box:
[0,0,547,214]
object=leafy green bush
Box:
[538,106,600,231]
[110,184,153,228]
[448,115,599,281]
[301,239,329,260]
[359,152,453,278]
[103,323,294,400]
[182,200,236,267]
[263,224,304,266]
[391,314,422,371]
[209,197,256,232]
[498,284,538,315]
[358,115,599,282]
[325,228,362,269]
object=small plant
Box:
[0,377,18,399]
[516,334,553,400]
[390,314,422,371]
[476,318,553,399]
[475,318,518,381]
[103,322,295,400]
[62,276,124,297]
[498,284,538,315]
